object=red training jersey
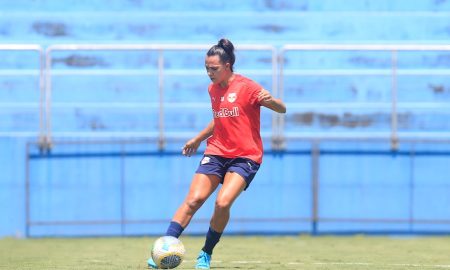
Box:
[204,74,263,164]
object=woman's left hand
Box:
[257,89,274,105]
[257,88,287,113]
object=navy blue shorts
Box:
[195,155,260,190]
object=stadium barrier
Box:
[42,44,278,150]
[279,44,450,149]
[33,43,450,150]
[0,44,45,140]
[3,44,450,236]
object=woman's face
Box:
[205,55,230,85]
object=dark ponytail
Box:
[207,38,235,72]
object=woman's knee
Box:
[214,198,232,212]
[185,196,206,212]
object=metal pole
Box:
[391,50,399,150]
[158,50,165,150]
[271,47,281,150]
[25,142,30,238]
[38,49,46,148]
[409,145,415,232]
[120,143,126,236]
[275,49,286,150]
[311,141,320,235]
[44,47,53,150]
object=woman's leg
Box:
[210,171,246,231]
[149,174,222,269]
[201,172,247,255]
[171,173,221,229]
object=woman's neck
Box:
[219,73,235,88]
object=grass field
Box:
[1,235,450,269]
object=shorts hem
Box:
[195,171,223,181]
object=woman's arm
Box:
[182,120,214,156]
[258,89,287,113]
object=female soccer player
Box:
[148,38,286,269]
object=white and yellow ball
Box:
[151,236,185,269]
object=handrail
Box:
[279,44,450,150]
[0,44,45,146]
[2,43,450,150]
[0,44,43,50]
[44,43,278,150]
[282,44,450,51]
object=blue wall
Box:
[1,0,450,237]
[20,142,450,237]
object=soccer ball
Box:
[151,236,185,269]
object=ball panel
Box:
[160,254,182,268]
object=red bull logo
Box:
[213,107,239,118]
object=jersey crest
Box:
[227,93,237,103]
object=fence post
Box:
[311,141,320,235]
[391,49,399,151]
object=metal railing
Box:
[43,44,278,150]
[2,43,450,149]
[0,44,45,141]
[279,44,450,149]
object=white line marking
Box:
[390,263,450,268]
[314,262,371,265]
[231,260,264,264]
[184,260,450,268]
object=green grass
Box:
[1,235,450,269]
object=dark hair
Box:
[206,38,235,72]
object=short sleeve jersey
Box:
[204,74,263,164]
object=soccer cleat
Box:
[147,257,158,269]
[195,250,211,269]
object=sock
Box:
[202,227,222,255]
[165,221,184,238]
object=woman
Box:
[148,38,286,269]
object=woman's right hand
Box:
[182,138,201,157]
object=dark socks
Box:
[165,221,184,238]
[202,227,222,255]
